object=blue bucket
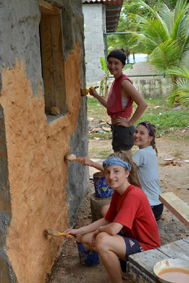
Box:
[93,171,113,198]
[76,242,100,266]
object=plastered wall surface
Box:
[0,44,83,283]
[0,0,88,282]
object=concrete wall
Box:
[0,0,88,282]
[88,76,173,99]
[131,77,173,98]
[83,3,106,83]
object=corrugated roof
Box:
[82,0,123,32]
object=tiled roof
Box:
[82,0,123,32]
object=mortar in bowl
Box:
[153,258,189,283]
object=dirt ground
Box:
[46,135,189,283]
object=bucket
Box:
[76,242,100,266]
[93,171,113,198]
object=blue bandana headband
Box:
[139,122,155,140]
[103,156,132,171]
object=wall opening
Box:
[39,0,67,123]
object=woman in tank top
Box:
[89,49,147,156]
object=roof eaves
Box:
[82,0,123,32]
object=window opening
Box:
[39,1,67,123]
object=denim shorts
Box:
[111,124,136,151]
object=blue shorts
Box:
[111,124,136,151]
[119,232,143,272]
[123,237,143,261]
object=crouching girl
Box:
[63,152,160,283]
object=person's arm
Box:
[78,157,104,171]
[115,80,147,127]
[63,217,109,238]
[92,222,123,244]
[97,222,122,236]
[89,87,107,108]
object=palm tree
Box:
[166,66,189,106]
[127,0,189,86]
[107,0,178,62]
[107,0,148,62]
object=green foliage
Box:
[99,57,109,97]
[87,96,103,114]
[87,96,109,120]
[136,108,189,136]
[123,64,132,70]
[123,0,189,103]
[87,96,189,138]
[107,0,178,56]
[100,57,108,72]
[148,40,181,76]
[166,67,189,106]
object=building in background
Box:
[82,0,123,83]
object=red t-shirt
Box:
[107,74,133,119]
[105,185,161,251]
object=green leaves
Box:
[100,57,108,72]
[166,67,189,106]
[148,40,181,71]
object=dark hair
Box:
[137,121,158,156]
[107,49,126,65]
[107,151,141,188]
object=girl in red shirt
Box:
[63,152,160,283]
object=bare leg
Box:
[80,231,127,283]
[101,204,110,217]
[80,232,96,251]
[95,232,126,283]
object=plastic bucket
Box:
[93,171,113,198]
[76,242,100,266]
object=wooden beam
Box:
[39,0,60,15]
[159,192,189,228]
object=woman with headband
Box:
[63,152,160,283]
[132,121,164,221]
[89,49,147,156]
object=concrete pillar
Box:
[0,105,17,282]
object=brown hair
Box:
[108,151,141,189]
[138,121,158,156]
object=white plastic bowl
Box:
[153,258,189,283]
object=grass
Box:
[87,96,189,139]
[87,97,109,120]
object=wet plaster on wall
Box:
[0,41,82,283]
